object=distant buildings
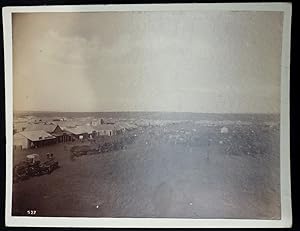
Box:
[91,123,137,136]
[91,118,104,126]
[13,117,138,150]
[65,124,124,138]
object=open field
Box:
[12,118,280,219]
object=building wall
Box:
[32,138,57,148]
[55,134,72,143]
[13,134,29,149]
[97,130,114,136]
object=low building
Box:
[25,123,71,143]
[65,125,95,140]
[103,118,117,124]
[92,124,116,136]
[117,122,137,131]
[51,125,72,143]
[113,124,126,135]
[13,130,56,150]
[13,133,29,150]
[91,118,105,126]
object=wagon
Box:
[13,153,59,182]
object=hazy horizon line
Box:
[13,110,280,115]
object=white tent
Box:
[220,127,229,134]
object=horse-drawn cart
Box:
[13,153,59,183]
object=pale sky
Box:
[12,11,283,113]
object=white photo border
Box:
[3,3,292,228]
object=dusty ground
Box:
[12,122,280,219]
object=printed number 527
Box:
[27,210,36,215]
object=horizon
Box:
[14,110,280,115]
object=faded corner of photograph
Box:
[11,9,283,220]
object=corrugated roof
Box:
[19,130,56,141]
[24,124,58,133]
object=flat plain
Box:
[12,113,280,219]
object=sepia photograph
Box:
[3,3,292,228]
